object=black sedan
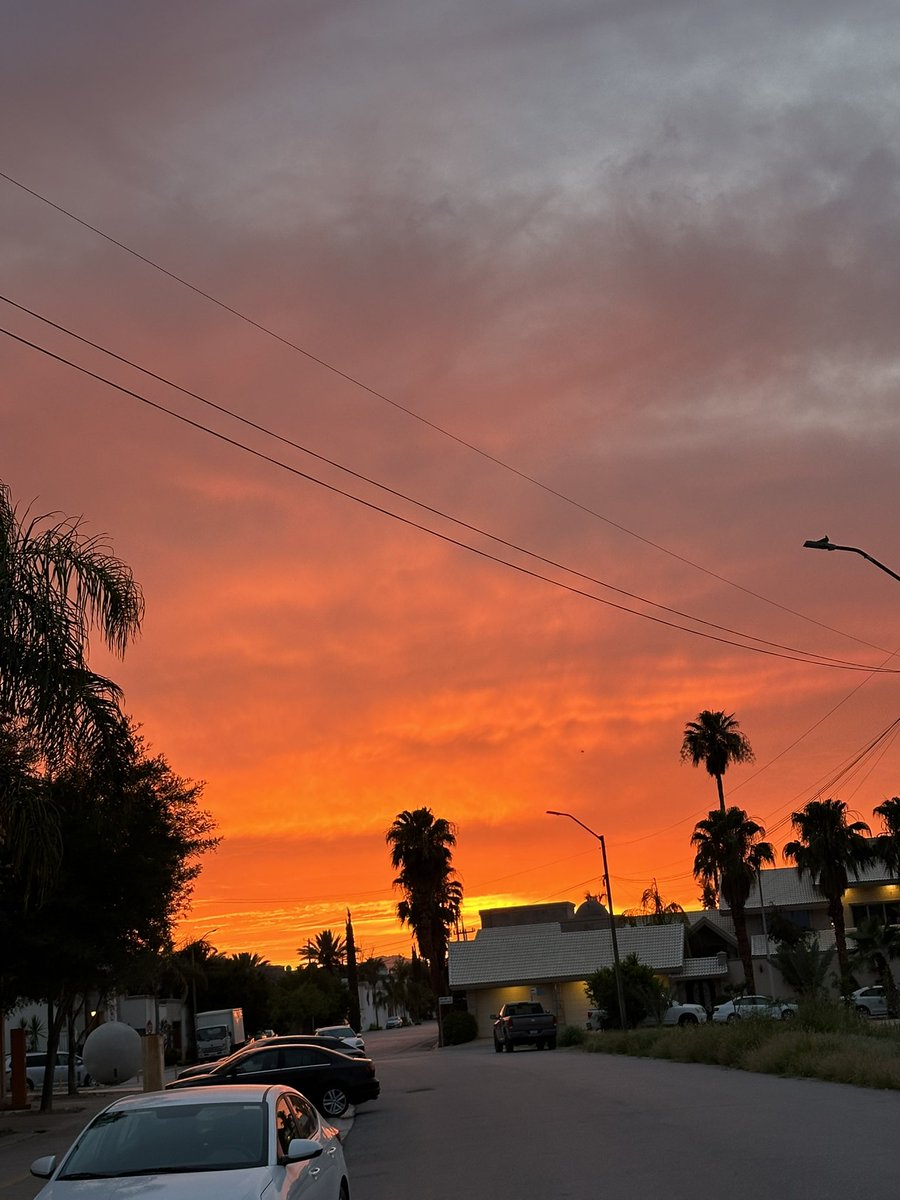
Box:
[176,1035,367,1081]
[166,1042,380,1118]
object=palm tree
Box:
[783,798,872,988]
[0,481,144,768]
[691,807,774,989]
[299,930,346,973]
[624,879,686,925]
[873,796,900,879]
[680,710,754,812]
[385,808,462,1004]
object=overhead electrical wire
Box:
[6,174,898,915]
[2,314,895,677]
[3,319,897,676]
[0,168,885,655]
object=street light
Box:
[546,811,628,1029]
[803,536,900,585]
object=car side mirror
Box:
[280,1138,324,1166]
[490,1014,498,1021]
[30,1156,57,1179]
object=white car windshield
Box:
[58,1101,267,1179]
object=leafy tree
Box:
[4,726,217,1110]
[873,796,900,878]
[300,930,346,974]
[386,808,462,1006]
[345,911,361,1033]
[680,710,754,812]
[849,917,900,1015]
[0,480,143,773]
[270,966,348,1032]
[585,954,668,1028]
[783,799,872,989]
[691,807,774,989]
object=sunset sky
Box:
[4,1,900,966]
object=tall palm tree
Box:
[783,798,872,988]
[0,481,144,767]
[386,808,462,1004]
[691,807,774,989]
[873,796,900,879]
[299,929,346,973]
[681,710,754,812]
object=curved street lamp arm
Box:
[802,537,900,585]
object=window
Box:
[288,1094,317,1139]
[232,1048,279,1076]
[280,1047,317,1069]
[275,1098,302,1157]
[851,902,900,927]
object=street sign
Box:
[438,996,453,1005]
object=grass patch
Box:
[579,1002,900,1090]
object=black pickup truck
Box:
[492,1002,558,1052]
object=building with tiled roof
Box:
[448,859,900,1034]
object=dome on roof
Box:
[575,896,609,918]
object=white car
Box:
[659,1001,708,1026]
[4,1051,91,1091]
[30,1083,349,1200]
[315,1025,366,1053]
[385,1016,404,1029]
[711,995,798,1022]
[850,985,891,1018]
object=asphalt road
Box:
[346,1033,900,1200]
[4,1027,898,1200]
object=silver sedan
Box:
[30,1083,349,1200]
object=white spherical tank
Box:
[82,1022,142,1085]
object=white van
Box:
[4,1051,91,1090]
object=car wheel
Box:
[82,1074,93,1087]
[726,1014,736,1024]
[25,1078,35,1091]
[339,1179,350,1200]
[780,1008,794,1020]
[547,1038,557,1050]
[856,1005,872,1018]
[505,1038,515,1052]
[320,1087,350,1118]
[678,1014,698,1026]
[493,1036,504,1053]
[536,1039,545,1051]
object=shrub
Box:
[441,1010,478,1045]
[558,1024,586,1047]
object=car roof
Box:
[101,1084,295,1112]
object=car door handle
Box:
[309,1167,321,1179]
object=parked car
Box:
[166,1040,380,1119]
[711,995,798,1022]
[385,1016,404,1029]
[176,1035,366,1080]
[849,984,891,1018]
[314,1025,366,1052]
[659,1001,708,1026]
[4,1051,91,1091]
[29,1083,349,1199]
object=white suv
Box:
[4,1051,91,1090]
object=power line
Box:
[0,169,885,655]
[4,319,895,676]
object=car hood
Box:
[40,1166,268,1199]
